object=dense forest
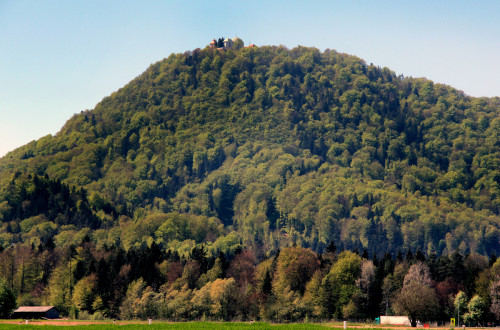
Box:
[0,43,499,321]
[0,241,499,324]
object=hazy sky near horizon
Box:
[1,0,499,157]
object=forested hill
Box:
[0,45,499,257]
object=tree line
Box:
[0,239,499,325]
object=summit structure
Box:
[209,37,253,50]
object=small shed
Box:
[379,315,411,326]
[12,306,60,319]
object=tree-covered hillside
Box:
[0,45,499,257]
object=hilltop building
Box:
[224,38,234,49]
[209,37,247,50]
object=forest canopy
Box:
[1,45,498,257]
[0,44,499,320]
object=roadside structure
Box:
[11,306,60,319]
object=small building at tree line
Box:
[11,306,60,319]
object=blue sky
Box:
[1,0,499,157]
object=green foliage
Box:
[273,246,319,296]
[46,257,75,315]
[491,278,500,320]
[73,274,97,312]
[119,278,148,319]
[0,45,499,256]
[463,295,487,326]
[321,251,362,319]
[454,290,468,318]
[0,278,16,318]
[0,240,499,323]
[0,44,499,323]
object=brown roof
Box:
[14,306,57,313]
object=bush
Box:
[0,278,16,318]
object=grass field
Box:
[2,319,491,329]
[0,321,340,329]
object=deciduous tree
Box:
[463,295,487,326]
[273,246,319,295]
[394,280,439,327]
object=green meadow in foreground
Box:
[0,322,336,329]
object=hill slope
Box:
[0,45,499,256]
